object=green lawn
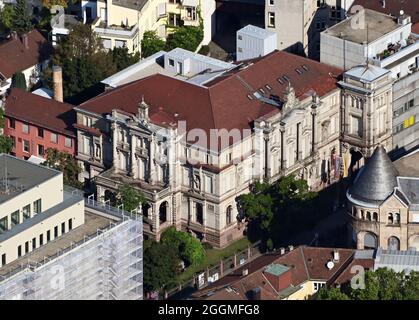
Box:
[177,237,252,283]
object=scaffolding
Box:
[0,216,143,300]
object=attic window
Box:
[302,65,309,71]
[295,68,302,75]
[277,78,284,85]
[265,84,272,90]
[259,88,266,94]
[283,75,290,82]
[247,94,254,100]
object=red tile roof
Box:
[412,22,419,34]
[351,0,419,23]
[0,30,53,79]
[5,88,76,137]
[199,246,356,300]
[78,50,342,151]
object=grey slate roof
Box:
[349,146,399,203]
[397,177,419,210]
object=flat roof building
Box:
[0,154,143,300]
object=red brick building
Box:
[3,88,76,159]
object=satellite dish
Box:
[326,260,335,270]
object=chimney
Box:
[288,245,294,252]
[11,31,18,40]
[52,66,63,102]
[333,250,340,262]
[279,247,285,255]
[21,34,29,49]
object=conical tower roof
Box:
[349,146,399,203]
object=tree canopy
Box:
[143,240,181,293]
[0,108,13,154]
[0,4,14,32]
[43,148,82,188]
[236,174,317,249]
[50,24,142,100]
[10,0,33,35]
[140,25,204,58]
[11,72,27,91]
[141,30,166,58]
[317,268,419,300]
[116,184,145,213]
[161,227,206,267]
[166,26,204,52]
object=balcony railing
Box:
[92,18,139,38]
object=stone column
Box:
[254,127,264,180]
[149,135,156,185]
[111,122,118,170]
[130,134,137,178]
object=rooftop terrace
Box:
[323,9,402,44]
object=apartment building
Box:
[347,146,419,251]
[321,9,419,154]
[81,0,215,53]
[265,0,352,59]
[0,30,53,96]
[0,154,143,300]
[3,88,77,160]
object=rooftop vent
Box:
[288,245,294,251]
[279,247,285,255]
[242,269,249,276]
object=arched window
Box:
[394,213,400,224]
[388,213,394,224]
[226,205,233,226]
[352,206,356,216]
[388,236,400,251]
[361,210,365,220]
[366,211,371,221]
[159,201,168,224]
[373,212,378,222]
[364,232,378,250]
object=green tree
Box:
[237,175,317,248]
[116,184,145,212]
[0,109,13,154]
[109,46,140,71]
[0,4,14,32]
[143,240,181,293]
[317,286,350,300]
[43,148,82,188]
[11,72,27,91]
[317,268,419,300]
[161,227,206,267]
[11,0,33,36]
[141,30,166,58]
[42,0,68,9]
[52,24,117,99]
[166,26,204,52]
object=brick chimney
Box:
[52,66,63,102]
